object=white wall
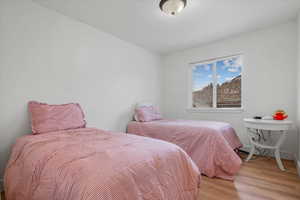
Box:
[297,13,300,167]
[162,21,298,158]
[0,0,162,176]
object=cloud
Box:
[193,73,203,80]
[230,57,242,69]
[223,60,231,67]
[204,65,210,71]
[225,77,234,81]
[193,82,210,91]
[227,67,239,73]
[222,57,242,70]
[207,74,221,79]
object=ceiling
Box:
[33,0,300,54]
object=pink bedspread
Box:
[127,120,242,180]
[4,128,200,200]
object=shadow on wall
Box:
[1,103,31,178]
[114,104,136,132]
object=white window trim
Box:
[187,54,244,113]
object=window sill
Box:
[186,108,244,113]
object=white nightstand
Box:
[244,118,293,171]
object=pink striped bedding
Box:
[127,120,243,180]
[4,128,200,200]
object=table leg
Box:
[245,128,256,161]
[275,149,285,171]
[245,143,256,161]
[274,131,287,171]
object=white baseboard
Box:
[240,145,294,160]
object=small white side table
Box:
[244,118,293,171]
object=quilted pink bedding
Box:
[127,120,243,180]
[4,128,200,200]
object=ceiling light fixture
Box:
[159,0,187,16]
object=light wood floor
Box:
[198,153,300,200]
[1,153,300,200]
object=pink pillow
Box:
[28,101,86,134]
[135,106,162,122]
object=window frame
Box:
[187,54,244,113]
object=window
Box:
[191,55,242,109]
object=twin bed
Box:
[127,119,242,180]
[5,128,200,200]
[4,102,242,200]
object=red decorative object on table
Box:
[273,110,288,120]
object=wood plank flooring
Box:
[1,153,300,200]
[198,153,300,200]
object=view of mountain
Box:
[193,75,241,108]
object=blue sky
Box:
[192,57,242,91]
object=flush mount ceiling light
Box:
[159,0,187,16]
